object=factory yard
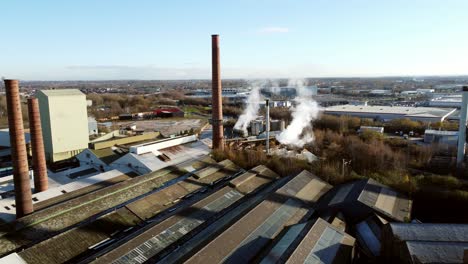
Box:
[115,119,205,136]
[0,10,467,263]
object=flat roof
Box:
[325,105,456,118]
[37,89,85,97]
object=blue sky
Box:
[1,0,468,80]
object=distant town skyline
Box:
[1,0,468,80]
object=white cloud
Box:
[258,27,289,34]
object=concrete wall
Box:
[37,90,89,162]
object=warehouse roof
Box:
[318,178,412,222]
[382,223,468,264]
[260,218,355,264]
[325,105,456,119]
[185,171,332,263]
[37,89,85,97]
[405,241,468,264]
[385,223,468,242]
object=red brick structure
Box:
[28,98,48,193]
[4,79,33,218]
[211,34,224,150]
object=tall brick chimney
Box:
[211,34,224,150]
[28,98,48,193]
[4,79,33,218]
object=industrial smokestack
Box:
[211,34,224,150]
[4,79,33,218]
[27,98,48,192]
[265,99,270,154]
[457,86,468,167]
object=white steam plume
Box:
[276,79,320,148]
[234,82,263,133]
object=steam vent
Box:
[4,79,34,218]
[211,34,224,150]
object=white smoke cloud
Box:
[276,79,321,148]
[234,81,264,133]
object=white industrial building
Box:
[428,94,462,108]
[416,88,435,94]
[369,90,392,96]
[37,89,89,162]
[324,105,457,122]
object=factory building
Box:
[424,129,458,146]
[324,105,457,122]
[250,120,264,136]
[259,100,292,108]
[187,88,250,99]
[317,178,412,223]
[260,218,355,263]
[36,89,89,162]
[185,171,332,263]
[427,94,462,108]
[381,223,468,263]
[152,107,184,118]
[369,89,392,96]
[270,119,285,131]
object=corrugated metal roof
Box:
[260,222,308,264]
[285,218,355,264]
[114,188,244,264]
[388,223,468,242]
[319,179,411,222]
[406,241,468,264]
[222,198,304,263]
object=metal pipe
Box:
[4,79,33,218]
[28,98,48,192]
[211,34,224,150]
[457,86,468,167]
